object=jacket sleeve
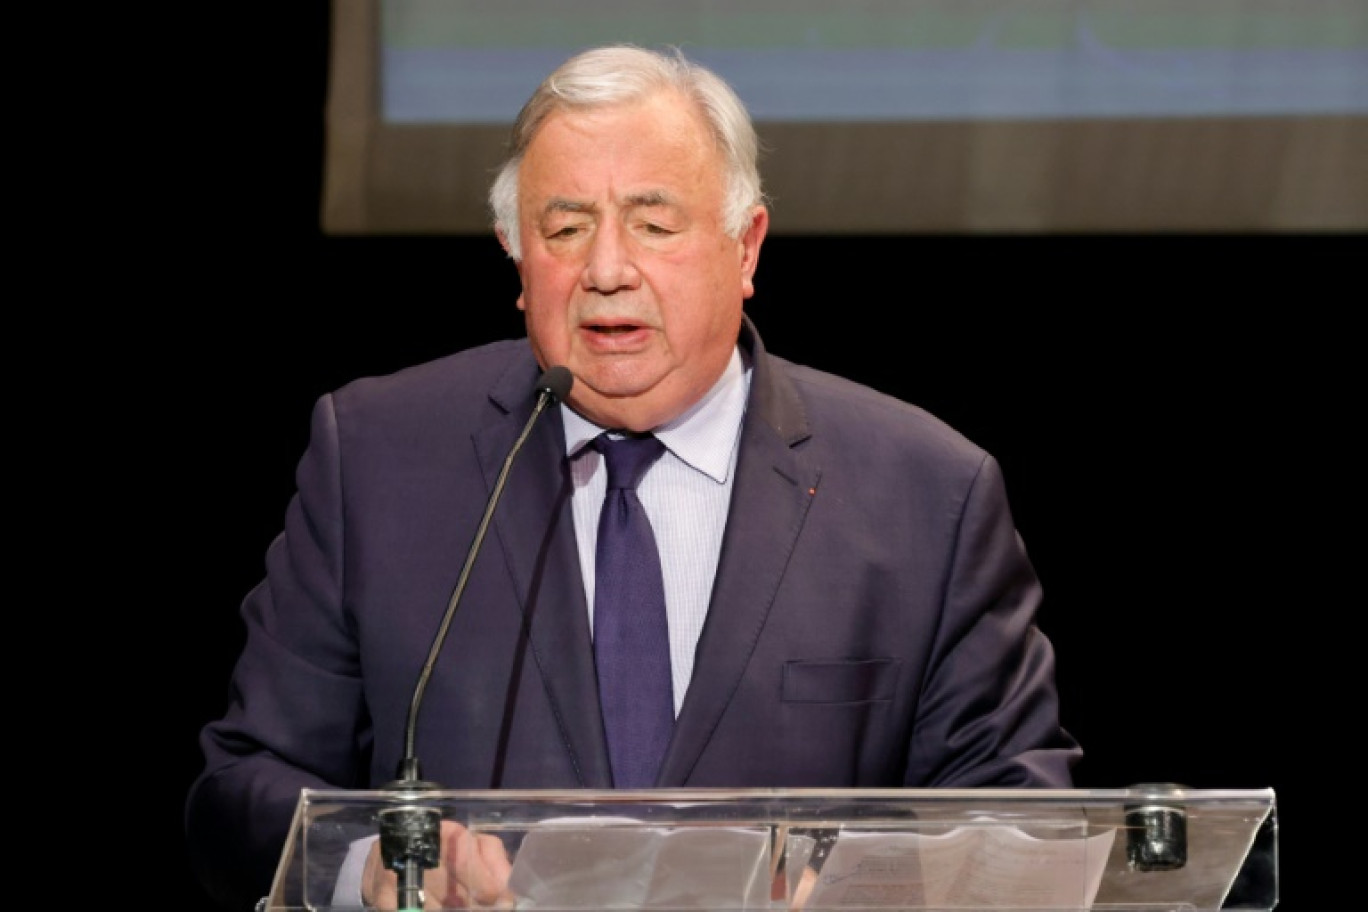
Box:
[185,392,372,909]
[902,452,1081,788]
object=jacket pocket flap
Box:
[782,658,900,704]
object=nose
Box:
[581,222,641,293]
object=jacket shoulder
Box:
[771,356,988,467]
[330,339,536,418]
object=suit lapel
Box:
[470,323,818,789]
[659,319,820,785]
[475,359,613,786]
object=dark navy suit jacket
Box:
[186,317,1080,908]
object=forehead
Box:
[519,90,725,204]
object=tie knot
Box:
[595,433,665,491]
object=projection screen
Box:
[322,0,1368,234]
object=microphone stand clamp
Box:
[380,758,443,910]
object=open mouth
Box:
[587,320,647,335]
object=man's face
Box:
[507,89,767,432]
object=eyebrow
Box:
[541,190,676,217]
[543,198,593,216]
[626,190,673,208]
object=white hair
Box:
[489,45,766,260]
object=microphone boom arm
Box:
[381,366,573,910]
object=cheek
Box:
[520,252,580,301]
[689,253,747,324]
[521,296,564,344]
[518,264,580,353]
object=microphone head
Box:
[537,365,574,403]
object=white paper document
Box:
[805,823,1116,909]
[507,817,773,909]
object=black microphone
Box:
[379,365,573,910]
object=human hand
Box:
[770,862,818,910]
[787,864,817,910]
[362,820,516,909]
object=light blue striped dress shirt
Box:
[561,346,751,717]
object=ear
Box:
[496,226,516,260]
[496,227,529,311]
[738,206,769,300]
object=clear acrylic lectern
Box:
[263,784,1276,910]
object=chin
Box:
[577,391,670,433]
[578,360,661,397]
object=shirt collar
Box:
[561,346,751,484]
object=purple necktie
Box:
[593,433,673,788]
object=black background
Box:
[125,3,1351,908]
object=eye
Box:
[547,224,582,239]
[641,222,675,236]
